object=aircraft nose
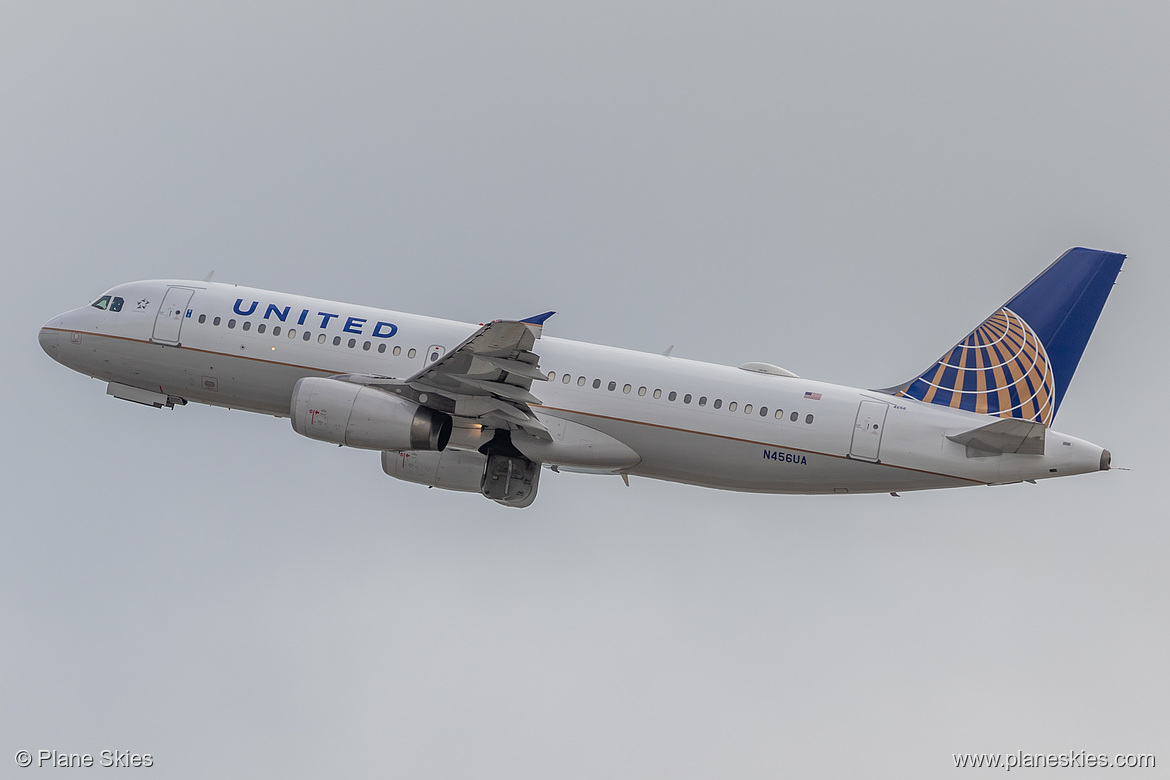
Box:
[38,324,59,355]
[39,310,72,359]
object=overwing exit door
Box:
[151,287,195,345]
[849,400,889,462]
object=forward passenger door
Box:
[151,287,196,346]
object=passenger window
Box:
[110,297,124,312]
[593,379,601,389]
[668,391,677,401]
[728,401,737,412]
[623,384,631,394]
[213,316,221,326]
[563,375,572,385]
[333,336,341,346]
[683,394,692,404]
[91,296,111,310]
[319,334,327,344]
[348,338,356,348]
[578,376,586,387]
[774,409,784,419]
[272,326,281,336]
[714,399,722,409]
[363,341,371,350]
[698,396,706,407]
[790,412,799,422]
[198,314,207,324]
[548,371,556,381]
[429,350,439,362]
[653,388,661,399]
[638,387,647,396]
[303,331,311,341]
[287,329,296,338]
[608,381,616,391]
[760,407,768,417]
[243,321,251,331]
[744,404,753,414]
[228,319,236,329]
[408,348,417,359]
[806,414,814,424]
[257,324,266,334]
[393,346,401,356]
[377,343,386,352]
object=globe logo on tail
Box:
[896,308,1055,426]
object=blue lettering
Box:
[343,316,366,334]
[372,321,398,338]
[297,309,309,326]
[763,449,806,465]
[233,299,258,316]
[264,304,290,322]
[318,312,338,328]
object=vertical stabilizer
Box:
[885,248,1124,424]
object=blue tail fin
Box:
[887,247,1124,424]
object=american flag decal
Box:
[804,391,822,400]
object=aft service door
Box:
[151,287,195,345]
[849,400,889,462]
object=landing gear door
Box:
[850,400,889,462]
[152,287,195,346]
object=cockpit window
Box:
[90,295,125,312]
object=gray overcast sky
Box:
[2,3,1166,777]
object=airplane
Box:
[39,247,1123,508]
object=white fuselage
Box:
[39,279,1109,495]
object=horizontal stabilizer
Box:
[947,418,1046,456]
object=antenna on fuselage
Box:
[202,271,215,282]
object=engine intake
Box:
[291,377,451,451]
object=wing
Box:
[334,313,554,441]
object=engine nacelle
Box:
[291,377,451,451]
[381,449,487,492]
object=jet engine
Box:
[291,377,451,451]
[381,449,488,492]
[381,448,541,507]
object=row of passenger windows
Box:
[191,311,809,422]
[545,372,815,424]
[194,313,420,358]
